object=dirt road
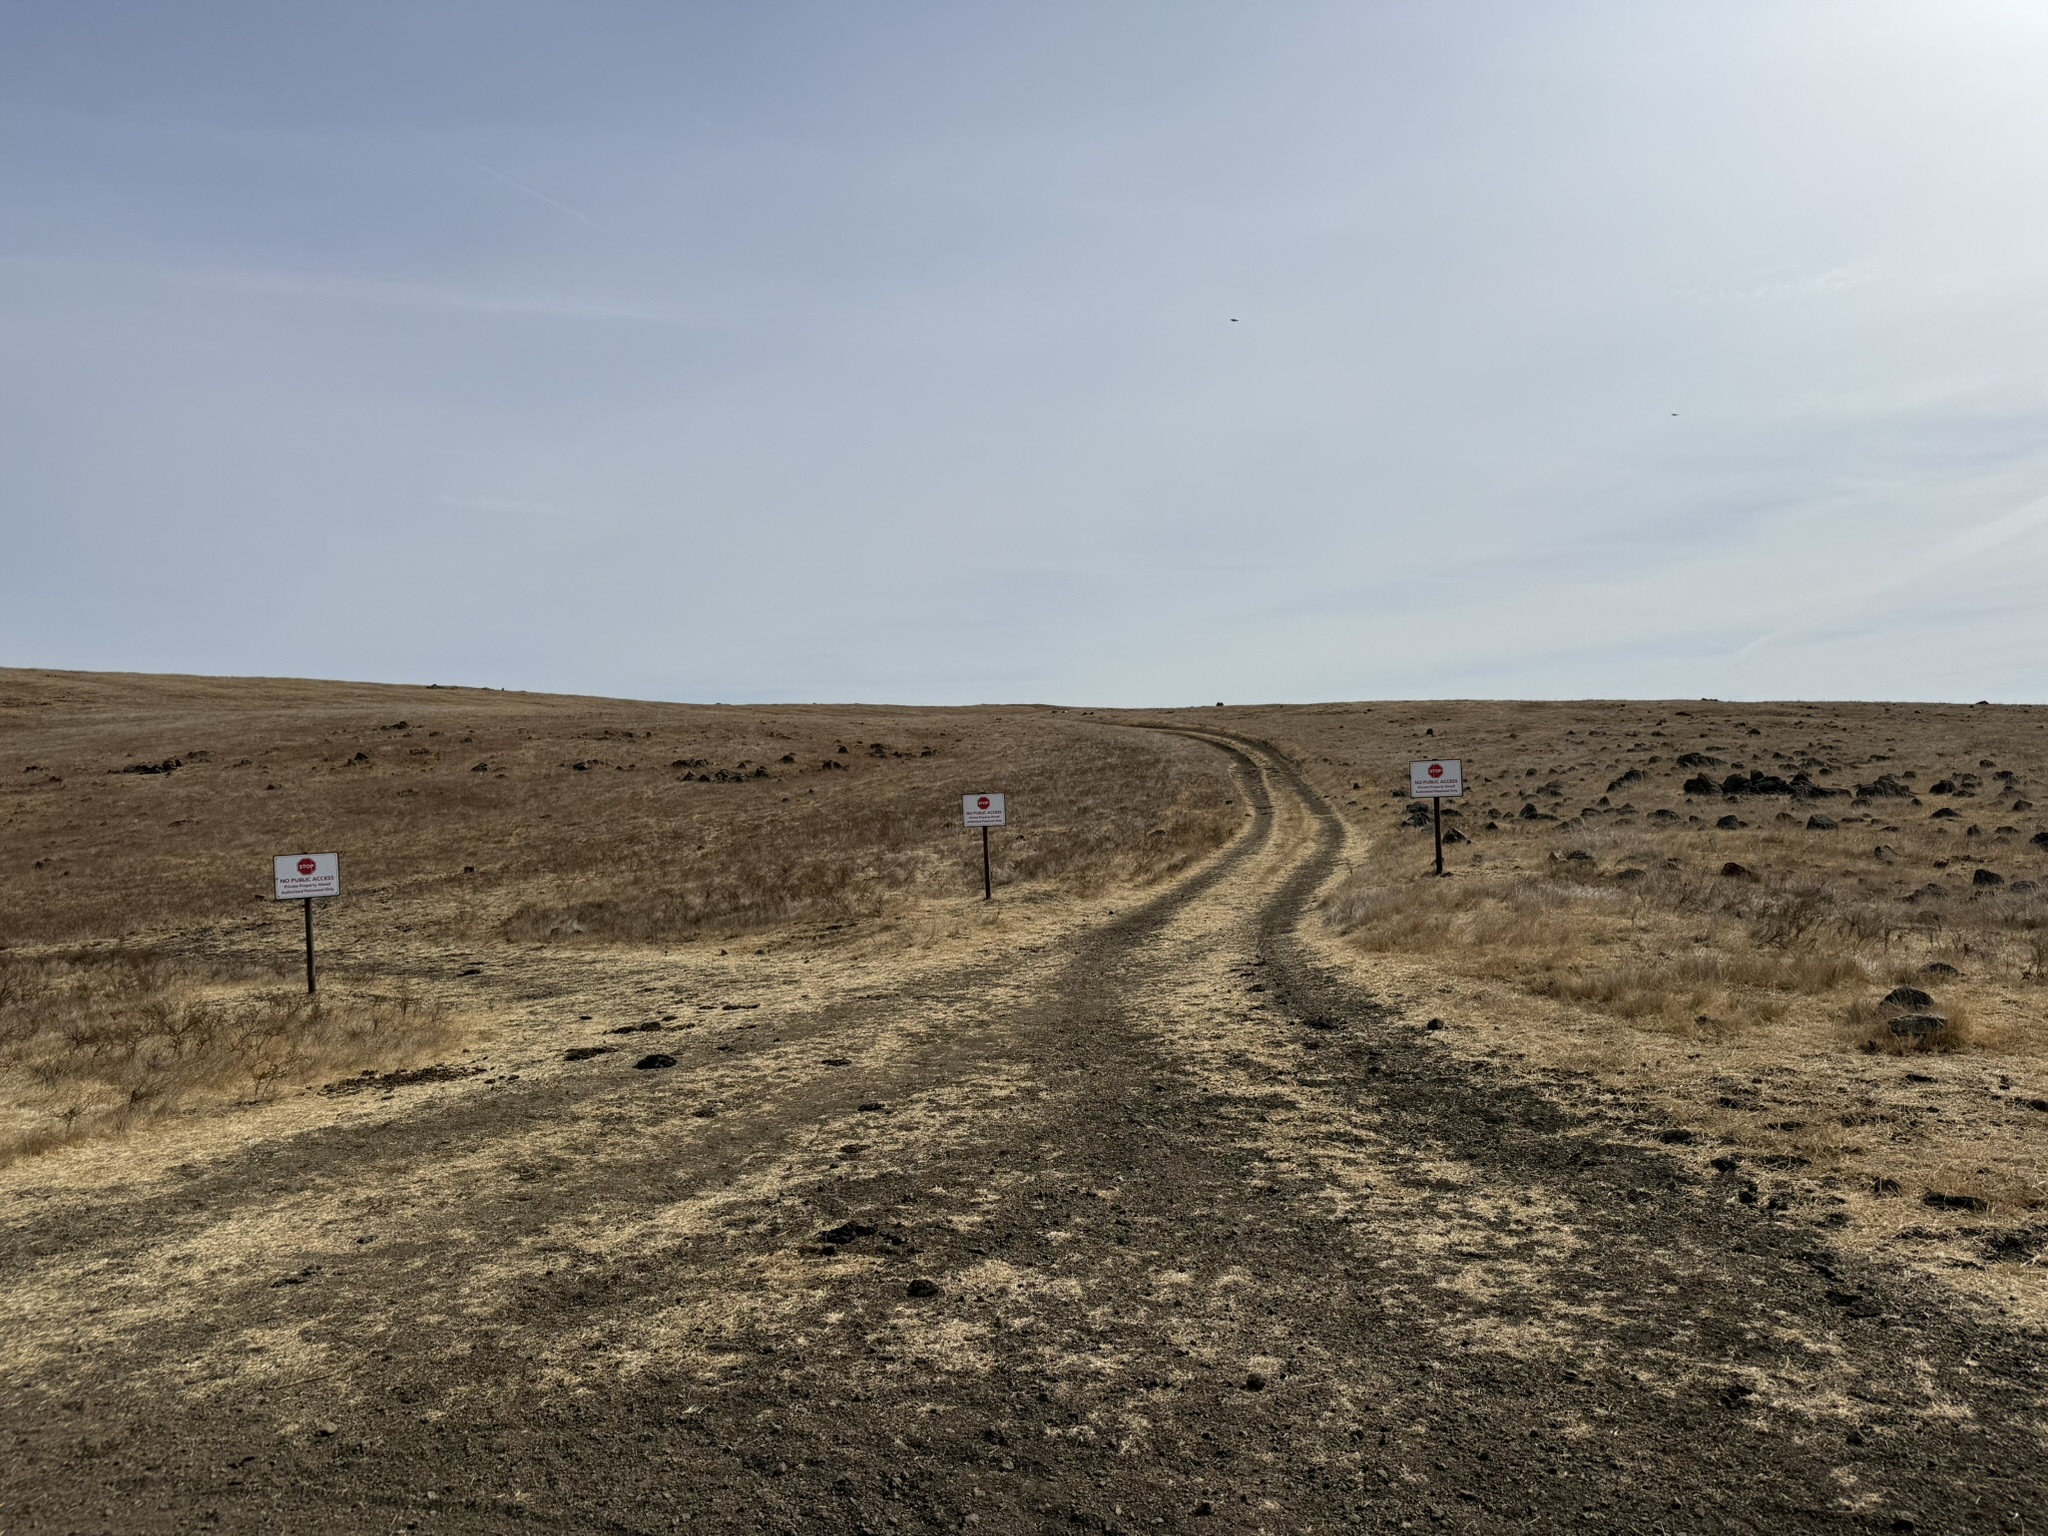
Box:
[3,732,2043,1533]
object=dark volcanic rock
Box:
[1719,862,1756,880]
[633,1053,678,1070]
[1974,868,2005,886]
[1888,1014,1950,1042]
[1855,774,1914,799]
[1715,815,1746,829]
[1805,814,1837,830]
[1881,987,1935,1011]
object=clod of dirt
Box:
[905,1278,941,1299]
[1984,1229,2044,1264]
[320,1064,483,1096]
[1425,1018,1444,1031]
[1881,986,1935,1011]
[1658,1128,1695,1145]
[820,1222,877,1245]
[1242,1372,1268,1391]
[270,1266,321,1288]
[564,1046,613,1062]
[633,1053,678,1070]
[857,1102,888,1112]
[1923,1191,1988,1212]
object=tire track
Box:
[3,733,2044,1533]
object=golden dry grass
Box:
[0,949,456,1162]
[0,669,1240,1162]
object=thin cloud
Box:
[437,494,594,523]
[464,158,609,234]
[1737,491,2048,659]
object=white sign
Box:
[1409,760,1464,798]
[274,852,340,900]
[962,793,1007,828]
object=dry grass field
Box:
[7,674,2048,1531]
[0,669,1237,1163]
[1140,698,2048,1316]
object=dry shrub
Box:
[0,949,457,1164]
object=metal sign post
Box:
[961,794,1007,900]
[274,854,341,993]
[1408,760,1464,878]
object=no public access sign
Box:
[1409,760,1464,798]
[274,852,341,900]
[962,793,1007,828]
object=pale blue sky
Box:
[5,2,2047,703]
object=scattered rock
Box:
[1719,862,1756,880]
[906,1278,941,1298]
[563,1046,614,1062]
[1973,868,2005,887]
[1682,775,1720,795]
[1881,986,1934,1011]
[1658,1128,1695,1145]
[1674,752,1724,768]
[1806,814,1837,830]
[1616,867,1647,881]
[1928,779,1956,795]
[1606,769,1645,790]
[634,1053,678,1070]
[1930,807,1960,820]
[1242,1372,1268,1391]
[1424,1018,1444,1031]
[821,1057,852,1068]
[819,1222,877,1245]
[1715,815,1746,830]
[1921,962,1959,976]
[1854,774,1914,799]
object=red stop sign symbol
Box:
[297,857,317,876]
[977,796,991,810]
[1427,763,1444,779]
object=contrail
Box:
[1737,491,2048,658]
[465,158,608,233]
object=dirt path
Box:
[2,733,2043,1534]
